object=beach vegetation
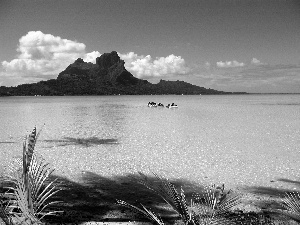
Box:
[117,172,244,225]
[267,192,300,224]
[1,128,299,224]
[0,127,62,225]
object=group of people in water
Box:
[147,102,178,108]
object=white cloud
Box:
[1,31,97,81]
[119,52,190,78]
[205,62,211,67]
[204,62,211,69]
[1,31,191,86]
[216,60,245,68]
[251,58,262,65]
[83,51,101,63]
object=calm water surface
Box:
[0,95,299,190]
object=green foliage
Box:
[137,172,192,223]
[191,185,242,225]
[0,192,13,225]
[117,200,165,225]
[273,192,300,223]
[117,173,243,225]
[1,127,62,225]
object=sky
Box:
[0,0,300,93]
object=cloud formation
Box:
[1,31,190,86]
[216,60,245,68]
[1,31,98,84]
[197,62,300,93]
[119,52,190,78]
[251,58,262,65]
[83,51,101,63]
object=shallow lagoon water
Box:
[0,95,299,191]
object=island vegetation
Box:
[0,51,248,97]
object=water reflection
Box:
[94,103,128,136]
[1,95,299,191]
[43,137,118,147]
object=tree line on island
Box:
[0,51,247,96]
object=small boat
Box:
[166,103,178,108]
[148,102,157,107]
[157,103,164,107]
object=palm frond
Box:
[4,127,61,223]
[24,126,43,173]
[216,192,242,214]
[282,192,300,214]
[180,186,195,224]
[21,127,39,216]
[192,188,217,225]
[29,156,51,200]
[276,192,300,223]
[28,154,59,202]
[26,127,37,168]
[35,185,61,216]
[140,204,165,225]
[6,160,61,222]
[12,175,41,224]
[138,172,190,222]
[192,185,242,225]
[117,199,165,225]
[0,193,14,225]
[28,153,62,218]
[35,201,63,220]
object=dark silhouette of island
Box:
[0,51,247,96]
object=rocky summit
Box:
[57,51,148,87]
[96,51,120,70]
[0,51,246,96]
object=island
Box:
[0,51,247,96]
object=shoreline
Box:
[41,170,300,223]
[1,158,299,224]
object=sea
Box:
[0,94,299,191]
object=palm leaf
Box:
[217,192,241,214]
[26,126,37,169]
[35,186,61,216]
[12,176,41,224]
[0,193,14,225]
[35,200,63,220]
[192,188,217,224]
[275,192,300,223]
[137,172,190,222]
[117,199,165,225]
[5,172,42,224]
[24,126,43,174]
[29,153,62,218]
[22,127,39,215]
[6,156,62,223]
[4,127,62,223]
[140,204,165,225]
[28,154,60,201]
[192,185,242,225]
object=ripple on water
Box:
[0,95,299,192]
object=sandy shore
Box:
[22,167,295,225]
[1,141,300,224]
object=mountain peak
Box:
[96,51,121,70]
[0,51,242,96]
[74,58,85,64]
